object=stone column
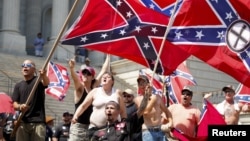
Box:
[44,0,74,61]
[25,0,42,55]
[0,0,26,55]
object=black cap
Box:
[222,85,235,92]
[63,111,70,117]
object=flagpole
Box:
[11,0,81,138]
[148,0,181,108]
[150,0,181,83]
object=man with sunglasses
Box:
[167,87,201,140]
[68,55,109,141]
[205,85,250,125]
[12,59,49,141]
[122,89,143,141]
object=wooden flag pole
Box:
[11,0,81,138]
[149,0,181,107]
[150,0,181,83]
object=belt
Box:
[143,126,161,132]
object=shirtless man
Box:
[205,85,250,125]
[134,75,173,141]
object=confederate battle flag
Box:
[140,0,250,87]
[61,0,191,75]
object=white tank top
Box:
[89,87,119,128]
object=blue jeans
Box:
[142,130,167,141]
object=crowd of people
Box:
[0,58,250,141]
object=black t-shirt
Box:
[127,112,143,141]
[46,125,53,141]
[52,123,71,141]
[12,76,47,123]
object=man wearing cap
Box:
[123,89,143,141]
[217,85,240,125]
[68,55,110,141]
[167,87,201,140]
[205,85,250,125]
[52,112,71,141]
[123,89,136,117]
[134,75,173,141]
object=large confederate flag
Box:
[141,0,250,87]
[61,0,191,75]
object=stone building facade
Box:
[0,0,249,123]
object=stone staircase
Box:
[0,52,140,125]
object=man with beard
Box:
[90,101,128,141]
[167,87,201,141]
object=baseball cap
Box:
[222,85,235,92]
[81,66,96,77]
[181,86,193,96]
[137,75,149,83]
[123,88,135,96]
[63,111,70,117]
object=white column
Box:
[0,0,26,55]
[25,0,42,55]
[44,0,74,61]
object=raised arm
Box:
[40,69,49,86]
[93,54,110,87]
[69,59,82,90]
[117,89,127,119]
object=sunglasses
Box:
[82,70,92,76]
[123,95,132,98]
[21,63,34,68]
[224,91,234,95]
[181,93,192,96]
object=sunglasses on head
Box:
[82,70,92,76]
[21,63,34,68]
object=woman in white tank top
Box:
[72,72,127,129]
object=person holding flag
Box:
[204,85,250,125]
[134,75,173,141]
[12,59,49,141]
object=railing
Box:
[0,69,61,125]
[0,70,17,95]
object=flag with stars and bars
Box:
[61,0,191,75]
[235,83,250,104]
[140,0,250,87]
[165,61,196,105]
[45,61,70,101]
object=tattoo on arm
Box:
[137,91,150,116]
